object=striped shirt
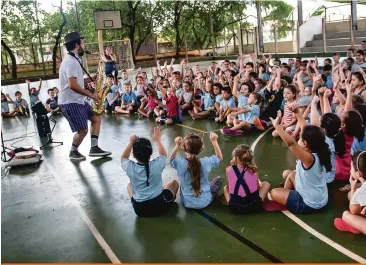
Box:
[282,100,297,127]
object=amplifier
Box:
[36,115,51,138]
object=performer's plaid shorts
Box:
[60,103,94,132]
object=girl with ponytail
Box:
[121,127,179,217]
[270,111,331,213]
[334,110,365,181]
[170,132,223,209]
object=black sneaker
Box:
[89,146,112,157]
[69,150,86,161]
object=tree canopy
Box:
[1,0,294,67]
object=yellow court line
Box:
[251,128,366,264]
[176,124,208,134]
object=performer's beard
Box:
[78,47,85,57]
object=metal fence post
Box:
[254,27,258,57]
[184,33,188,60]
[296,21,300,54]
[238,23,243,55]
[322,17,327,53]
[224,27,228,57]
[274,25,278,54]
[349,15,355,48]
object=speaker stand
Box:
[40,116,63,150]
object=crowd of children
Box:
[119,46,365,235]
[1,78,60,117]
[2,43,366,235]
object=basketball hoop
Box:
[94,10,122,31]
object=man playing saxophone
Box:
[58,32,111,160]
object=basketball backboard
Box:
[94,10,122,30]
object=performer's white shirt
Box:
[58,52,85,105]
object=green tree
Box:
[1,0,41,79]
[259,0,294,40]
[44,1,156,64]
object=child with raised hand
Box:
[178,81,193,112]
[156,86,180,125]
[121,127,179,217]
[215,86,236,123]
[334,110,365,181]
[224,144,270,214]
[26,78,42,107]
[1,92,16,117]
[272,85,298,137]
[13,91,30,116]
[291,97,341,184]
[170,132,223,209]
[225,72,253,127]
[138,86,159,118]
[223,92,262,136]
[270,111,332,213]
[189,79,220,120]
[334,151,366,235]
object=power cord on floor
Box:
[1,115,38,179]
[3,115,37,149]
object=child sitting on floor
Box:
[272,85,298,137]
[291,98,341,184]
[13,91,30,116]
[334,151,366,235]
[190,80,221,120]
[226,73,253,127]
[121,127,179,217]
[138,86,159,118]
[178,81,193,112]
[156,87,180,125]
[215,86,236,123]
[115,83,137,115]
[170,132,223,209]
[223,92,262,136]
[270,111,332,213]
[26,78,42,107]
[334,110,364,181]
[44,88,60,115]
[224,144,270,214]
[104,78,120,113]
[1,92,16,118]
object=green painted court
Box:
[2,86,366,263]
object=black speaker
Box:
[31,101,48,116]
[36,115,51,138]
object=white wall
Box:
[299,16,323,49]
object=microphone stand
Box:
[1,130,13,162]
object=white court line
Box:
[251,129,366,264]
[37,157,121,263]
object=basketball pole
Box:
[98,30,104,56]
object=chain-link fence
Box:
[84,39,135,73]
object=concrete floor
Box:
[1,113,365,263]
[2,76,366,263]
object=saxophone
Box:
[91,61,112,115]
